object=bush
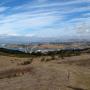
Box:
[51,56,56,60]
[20,59,33,65]
[45,58,51,62]
[41,57,45,62]
[0,67,33,79]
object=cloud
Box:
[0,6,8,12]
[0,0,90,38]
[10,0,90,20]
[37,0,47,3]
[0,9,60,36]
[75,22,90,34]
[82,12,90,17]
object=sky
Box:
[0,0,90,39]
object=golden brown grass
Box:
[0,66,33,79]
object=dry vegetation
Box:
[0,66,33,79]
[0,51,90,90]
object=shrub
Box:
[51,56,56,60]
[41,57,45,62]
[45,58,51,62]
[0,67,33,79]
[20,59,33,65]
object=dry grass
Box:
[0,53,90,90]
[18,59,33,65]
[0,66,33,79]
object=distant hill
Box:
[0,35,90,44]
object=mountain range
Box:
[0,35,90,44]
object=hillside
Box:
[0,53,90,90]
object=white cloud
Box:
[0,9,60,36]
[25,33,35,37]
[0,0,90,37]
[11,0,90,19]
[37,0,47,3]
[70,19,90,36]
[0,6,8,12]
[61,6,90,14]
[77,23,90,34]
[82,12,90,17]
[13,0,90,10]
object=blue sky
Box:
[0,0,90,38]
